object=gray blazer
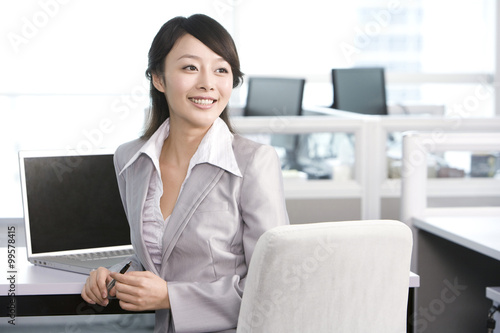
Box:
[112,134,289,333]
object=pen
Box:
[106,261,132,295]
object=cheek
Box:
[219,79,233,99]
[165,76,191,102]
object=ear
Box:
[152,73,166,93]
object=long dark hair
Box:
[143,14,244,139]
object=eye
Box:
[183,65,198,71]
[216,67,229,74]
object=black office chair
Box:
[331,67,388,115]
[244,77,306,170]
[244,77,305,117]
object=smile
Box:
[189,98,216,105]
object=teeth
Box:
[191,98,215,105]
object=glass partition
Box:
[386,131,500,179]
[243,132,356,181]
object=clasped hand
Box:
[81,267,170,311]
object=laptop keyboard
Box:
[32,249,135,271]
[64,249,134,261]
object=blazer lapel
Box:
[160,163,224,273]
[125,155,158,274]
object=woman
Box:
[81,14,289,333]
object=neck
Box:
[160,119,211,168]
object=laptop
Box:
[19,149,134,275]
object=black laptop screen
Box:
[23,154,131,254]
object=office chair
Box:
[331,67,388,115]
[244,77,305,117]
[237,220,412,333]
[244,77,306,170]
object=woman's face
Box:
[153,33,233,131]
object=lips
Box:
[189,97,216,105]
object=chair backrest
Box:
[331,67,388,115]
[237,220,412,333]
[244,76,305,117]
[243,76,306,169]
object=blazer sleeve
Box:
[239,144,290,264]
[167,144,289,332]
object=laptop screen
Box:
[21,153,131,254]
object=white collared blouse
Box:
[134,118,242,271]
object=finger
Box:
[110,271,140,286]
[89,281,108,306]
[96,268,111,299]
[87,269,109,306]
[114,280,139,298]
[81,286,95,305]
[115,287,137,304]
[119,299,140,312]
[108,285,117,297]
[111,270,148,278]
[83,279,104,306]
[116,288,149,312]
[86,272,102,301]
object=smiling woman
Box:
[143,14,244,139]
[151,34,234,135]
[80,14,289,333]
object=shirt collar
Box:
[119,118,170,175]
[190,117,242,177]
[119,117,242,177]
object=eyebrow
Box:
[177,54,227,63]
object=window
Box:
[0,0,497,217]
[232,0,496,114]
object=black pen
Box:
[107,261,132,295]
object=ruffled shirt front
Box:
[126,117,242,272]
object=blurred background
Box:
[0,0,497,218]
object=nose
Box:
[197,70,215,91]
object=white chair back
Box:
[237,220,412,333]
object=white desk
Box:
[1,248,421,293]
[1,247,86,296]
[0,247,145,317]
[413,214,500,333]
[1,246,419,318]
[413,215,500,261]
